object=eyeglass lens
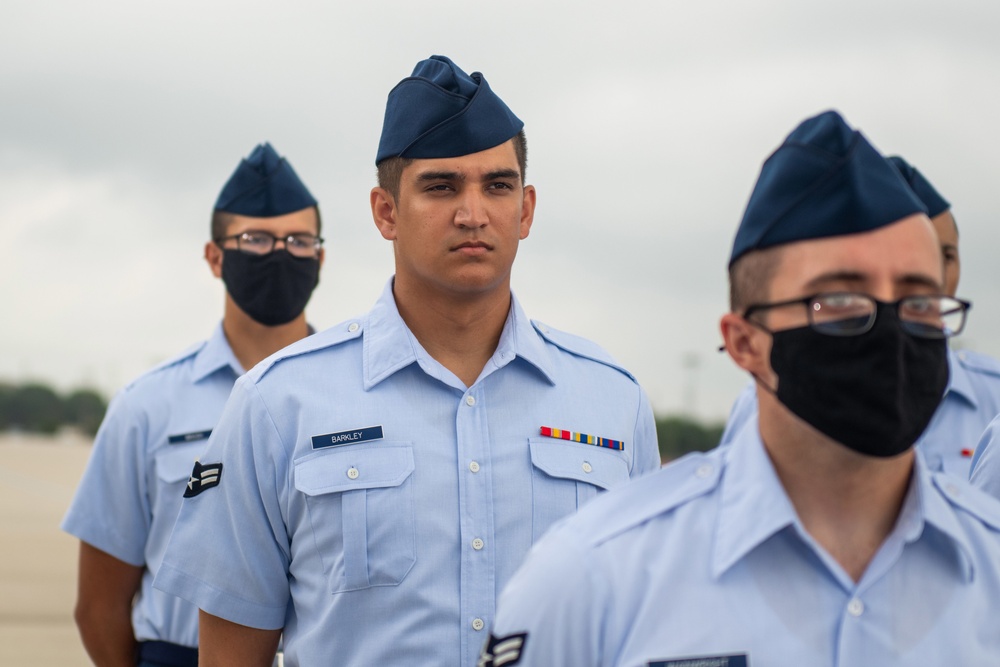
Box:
[810,294,966,338]
[235,232,321,258]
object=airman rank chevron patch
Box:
[183,461,223,498]
[539,426,624,451]
[478,632,527,667]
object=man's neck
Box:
[392,278,511,388]
[758,392,915,583]
[222,300,311,372]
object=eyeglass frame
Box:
[215,230,325,258]
[741,291,971,339]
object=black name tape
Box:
[311,425,384,449]
[649,655,748,667]
[168,430,212,444]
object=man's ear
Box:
[205,241,224,279]
[720,312,771,378]
[519,184,536,240]
[371,187,398,241]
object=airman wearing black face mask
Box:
[483,111,1000,666]
[62,142,322,667]
[721,155,1000,476]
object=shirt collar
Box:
[711,421,975,584]
[945,347,978,409]
[912,456,976,583]
[712,418,800,579]
[362,277,556,390]
[191,322,245,383]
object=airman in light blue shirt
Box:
[62,325,244,654]
[486,112,1000,666]
[62,142,323,667]
[154,56,660,667]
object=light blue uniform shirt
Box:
[62,323,244,648]
[487,416,1000,666]
[970,420,1000,498]
[719,348,1000,477]
[154,280,660,667]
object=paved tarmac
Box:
[0,431,94,664]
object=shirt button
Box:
[348,322,359,333]
[472,618,485,631]
[469,461,481,473]
[347,467,359,480]
[465,396,476,406]
[582,462,593,473]
[472,538,485,551]
[847,598,864,617]
[695,464,713,479]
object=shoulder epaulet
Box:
[123,340,206,390]
[932,473,1000,532]
[568,449,725,547]
[531,320,636,382]
[248,317,366,383]
[955,349,1000,380]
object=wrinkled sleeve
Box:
[632,388,661,475]
[970,415,1000,498]
[484,531,605,666]
[61,390,151,566]
[719,381,757,447]
[153,377,291,630]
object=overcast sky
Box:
[2,0,999,421]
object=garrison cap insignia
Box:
[477,632,527,667]
[168,429,212,444]
[540,426,624,451]
[183,461,223,498]
[648,654,748,667]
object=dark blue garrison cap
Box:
[729,110,928,266]
[375,55,524,165]
[887,156,951,219]
[214,143,317,217]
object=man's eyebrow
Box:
[898,273,943,290]
[804,270,942,291]
[484,168,520,181]
[416,170,463,182]
[802,271,866,291]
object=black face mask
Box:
[221,249,319,326]
[767,302,949,458]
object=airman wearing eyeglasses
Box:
[483,111,1000,666]
[62,143,322,667]
[719,155,1000,478]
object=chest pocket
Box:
[154,442,205,513]
[528,438,630,542]
[294,444,416,594]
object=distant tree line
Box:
[0,382,107,436]
[0,380,727,453]
[655,415,725,462]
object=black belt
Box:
[137,640,198,667]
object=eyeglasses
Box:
[743,292,971,339]
[216,231,324,258]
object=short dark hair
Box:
[376,129,529,200]
[210,206,322,241]
[728,245,784,313]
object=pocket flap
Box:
[156,445,202,483]
[294,445,414,496]
[529,438,629,490]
